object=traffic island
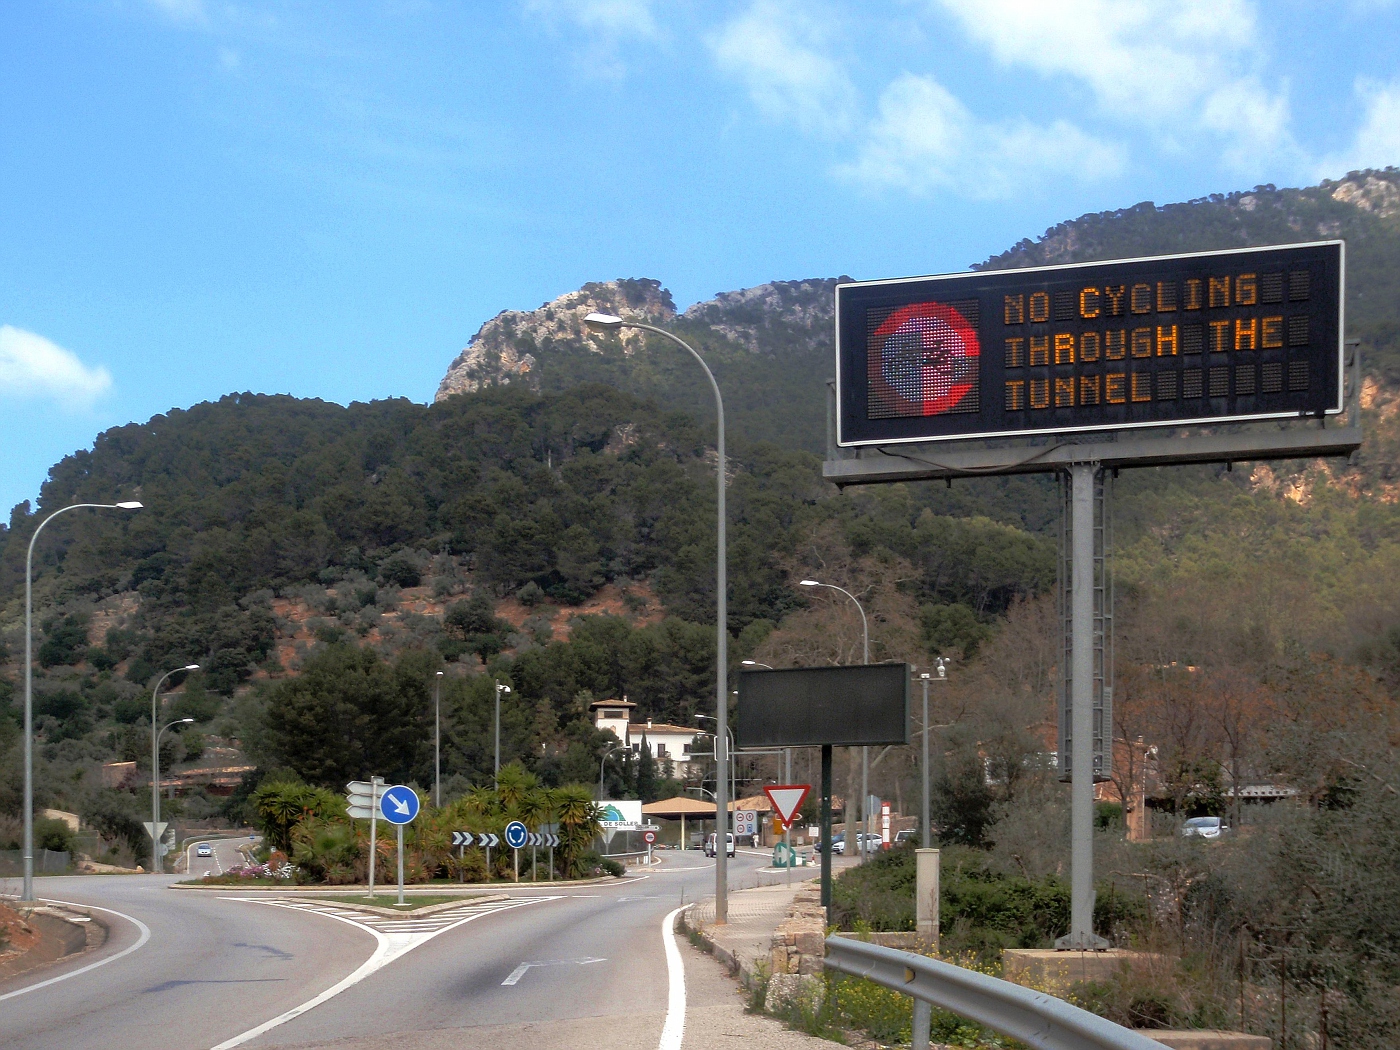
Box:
[0,899,106,982]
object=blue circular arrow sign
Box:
[504,820,528,849]
[379,785,420,825]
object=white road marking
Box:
[500,957,606,986]
[0,900,151,1003]
[210,895,558,1049]
[658,907,687,1050]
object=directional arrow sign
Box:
[547,833,560,848]
[764,784,812,829]
[346,780,384,819]
[480,833,499,849]
[142,821,168,841]
[451,831,474,847]
[379,785,420,825]
[504,821,528,849]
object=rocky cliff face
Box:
[435,279,676,401]
[435,277,844,402]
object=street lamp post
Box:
[744,658,787,855]
[921,658,949,848]
[494,681,511,786]
[152,717,195,872]
[434,671,444,808]
[800,579,871,860]
[152,665,200,874]
[599,743,629,800]
[586,311,731,923]
[22,500,142,900]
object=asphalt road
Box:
[0,847,780,1050]
[183,835,258,878]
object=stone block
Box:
[793,928,825,956]
[1002,948,1166,991]
[1136,1031,1271,1050]
[765,972,823,1014]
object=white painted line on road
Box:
[500,957,606,986]
[0,900,151,1003]
[210,895,559,1050]
[658,907,687,1050]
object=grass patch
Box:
[316,894,480,910]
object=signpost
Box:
[824,243,1362,951]
[642,826,657,865]
[346,778,385,895]
[733,809,757,841]
[378,785,419,905]
[505,820,527,883]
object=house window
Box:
[657,744,668,757]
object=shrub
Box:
[599,857,625,878]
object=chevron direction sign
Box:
[451,831,474,847]
[479,833,500,849]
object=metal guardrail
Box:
[824,936,1169,1050]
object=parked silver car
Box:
[1180,816,1229,839]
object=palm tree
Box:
[553,784,602,877]
[496,762,540,814]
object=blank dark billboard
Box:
[836,241,1344,446]
[735,664,910,748]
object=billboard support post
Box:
[1059,463,1108,950]
[821,744,833,922]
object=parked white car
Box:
[1180,816,1229,839]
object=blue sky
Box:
[2,0,1398,516]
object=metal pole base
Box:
[1054,931,1111,951]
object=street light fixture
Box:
[494,681,511,786]
[741,660,773,669]
[22,499,142,900]
[799,578,872,861]
[920,658,949,848]
[599,743,629,800]
[152,665,199,875]
[152,717,195,874]
[585,310,732,923]
[434,671,445,808]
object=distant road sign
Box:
[481,833,499,849]
[733,810,758,837]
[451,831,474,847]
[379,785,419,825]
[642,829,656,845]
[541,833,558,848]
[142,821,168,841]
[504,821,528,849]
[764,785,811,829]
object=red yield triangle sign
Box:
[764,785,811,830]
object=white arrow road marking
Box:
[659,907,687,1050]
[500,957,606,986]
[210,895,558,1049]
[0,900,151,1003]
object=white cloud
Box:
[711,1,857,137]
[928,0,1298,169]
[0,326,113,410]
[523,0,660,40]
[1319,77,1400,175]
[839,73,1124,197]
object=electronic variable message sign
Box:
[836,242,1343,447]
[736,664,909,748]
